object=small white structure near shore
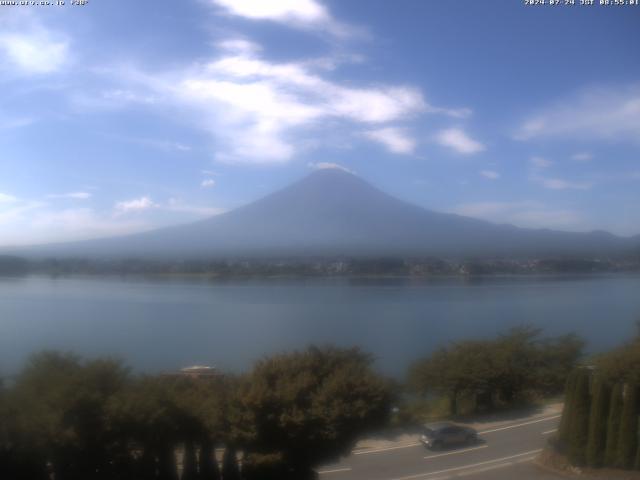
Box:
[178,365,220,378]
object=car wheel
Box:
[430,440,442,451]
[466,434,476,444]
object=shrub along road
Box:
[317,414,563,480]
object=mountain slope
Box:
[14,169,639,258]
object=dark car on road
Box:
[420,422,478,450]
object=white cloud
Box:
[114,196,158,214]
[363,127,416,154]
[0,13,69,75]
[47,192,92,200]
[0,200,46,227]
[308,162,354,173]
[217,38,262,55]
[166,198,225,216]
[208,0,354,37]
[201,53,426,123]
[530,156,553,169]
[450,201,585,231]
[0,193,18,203]
[480,170,500,180]
[201,178,216,188]
[119,136,192,152]
[572,152,593,162]
[90,42,465,164]
[425,106,472,119]
[27,208,149,243]
[530,174,592,191]
[516,85,640,143]
[211,0,329,23]
[435,128,485,155]
[0,194,225,246]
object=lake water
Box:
[1,274,639,378]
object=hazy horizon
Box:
[3,168,639,251]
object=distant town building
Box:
[179,365,220,378]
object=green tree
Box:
[221,446,240,480]
[536,334,585,396]
[409,328,583,416]
[557,370,578,449]
[586,376,610,467]
[108,376,182,480]
[568,369,590,466]
[604,383,624,467]
[492,326,542,405]
[11,351,130,480]
[235,346,392,479]
[198,438,220,480]
[616,383,639,469]
[1,373,47,480]
[409,341,497,415]
[167,375,226,480]
[597,332,640,385]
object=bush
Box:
[241,452,290,480]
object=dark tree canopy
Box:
[1,346,392,480]
[235,346,393,478]
[409,327,583,415]
[596,331,640,384]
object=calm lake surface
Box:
[1,274,639,377]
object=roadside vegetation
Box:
[0,327,586,479]
[407,326,583,418]
[554,325,640,472]
[0,347,392,480]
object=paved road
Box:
[318,415,562,480]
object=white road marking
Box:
[388,449,542,480]
[423,445,488,459]
[354,442,421,455]
[456,455,537,477]
[542,429,557,435]
[478,415,561,434]
[318,467,353,475]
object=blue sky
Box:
[0,0,639,246]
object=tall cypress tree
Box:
[586,376,610,468]
[182,441,198,480]
[199,439,220,480]
[616,383,639,469]
[568,369,591,466]
[558,370,578,448]
[605,383,624,467]
[222,446,240,480]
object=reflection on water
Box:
[0,274,639,377]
